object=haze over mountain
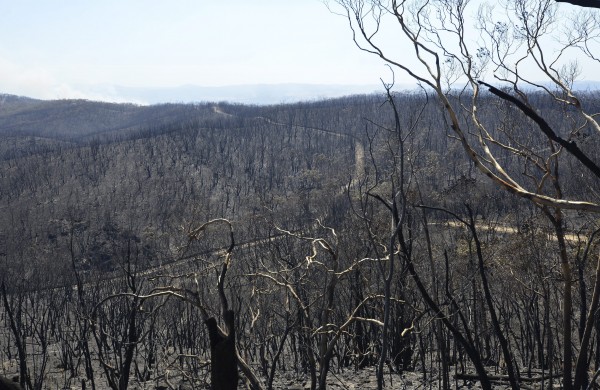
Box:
[7,79,599,106]
[72,83,391,105]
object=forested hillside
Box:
[1,91,600,389]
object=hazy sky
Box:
[1,1,597,103]
[0,0,392,102]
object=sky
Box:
[0,0,394,103]
[0,1,598,104]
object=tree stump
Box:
[0,376,22,390]
[205,310,238,390]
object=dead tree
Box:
[205,310,238,390]
[113,219,263,389]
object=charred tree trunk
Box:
[205,310,239,390]
[0,376,22,390]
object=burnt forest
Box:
[1,86,600,390]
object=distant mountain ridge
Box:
[4,80,600,106]
[114,81,600,105]
[90,83,387,105]
[573,80,600,90]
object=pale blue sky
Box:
[0,0,389,102]
[0,1,597,103]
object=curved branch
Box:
[479,81,600,181]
